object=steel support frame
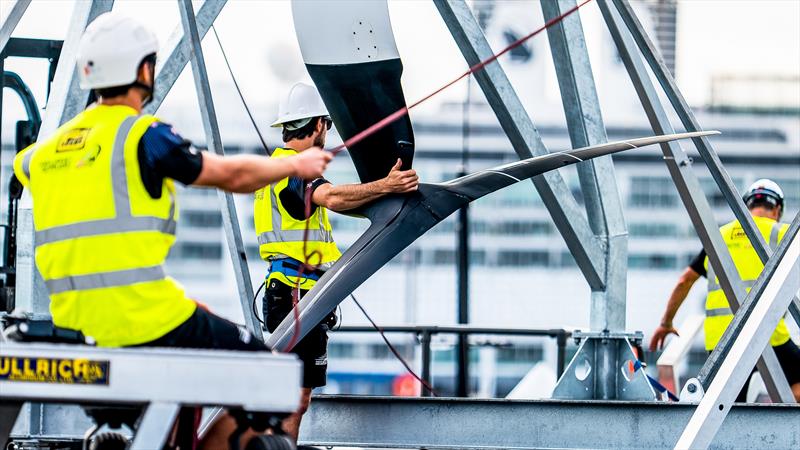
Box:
[177,0,260,337]
[130,402,181,450]
[0,0,31,53]
[37,0,114,136]
[597,0,795,403]
[12,0,115,441]
[300,395,800,450]
[144,0,227,115]
[542,0,628,332]
[434,0,607,291]
[553,331,656,400]
[540,0,645,399]
[16,0,113,314]
[675,213,800,449]
[612,0,800,329]
[146,0,260,333]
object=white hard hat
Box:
[744,178,785,209]
[271,82,329,129]
[77,12,159,90]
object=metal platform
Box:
[1,343,301,449]
[301,395,800,450]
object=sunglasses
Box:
[322,117,332,130]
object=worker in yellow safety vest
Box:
[13,12,331,449]
[255,82,419,440]
[650,179,800,402]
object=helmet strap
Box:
[132,81,154,107]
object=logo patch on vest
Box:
[730,227,746,240]
[57,128,90,152]
[0,355,110,385]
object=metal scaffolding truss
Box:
[1,0,798,449]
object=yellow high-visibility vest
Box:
[703,216,790,350]
[13,104,195,347]
[254,147,340,288]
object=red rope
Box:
[329,0,594,155]
[281,1,594,382]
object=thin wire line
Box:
[350,293,437,396]
[211,25,272,155]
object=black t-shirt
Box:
[137,122,203,198]
[689,249,707,278]
[279,176,331,221]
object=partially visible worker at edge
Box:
[650,179,800,402]
[255,81,419,440]
[12,13,331,449]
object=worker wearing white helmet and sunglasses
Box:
[253,81,419,440]
[14,12,331,449]
[650,178,800,402]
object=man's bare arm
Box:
[194,149,332,193]
[313,158,418,211]
[649,267,701,351]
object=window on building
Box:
[490,221,552,235]
[469,250,487,266]
[432,249,456,265]
[497,250,549,267]
[560,251,577,267]
[367,343,412,360]
[181,210,223,228]
[496,184,540,207]
[329,342,356,359]
[628,222,679,238]
[183,186,219,197]
[629,176,678,208]
[246,244,260,262]
[470,220,488,234]
[628,253,677,270]
[773,178,800,213]
[168,242,223,260]
[699,178,744,208]
[497,345,543,363]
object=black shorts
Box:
[727,339,800,402]
[264,278,336,389]
[137,306,269,352]
[774,339,800,386]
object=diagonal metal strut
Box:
[434,0,607,291]
[598,0,795,404]
[177,0,260,337]
[612,0,800,333]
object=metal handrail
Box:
[332,324,571,397]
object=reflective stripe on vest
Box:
[33,116,176,248]
[703,218,790,350]
[257,185,335,244]
[254,147,341,265]
[16,105,195,347]
[45,265,166,294]
[706,307,733,317]
[705,221,781,293]
[21,143,36,179]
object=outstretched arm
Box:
[313,158,418,212]
[194,148,332,193]
[649,267,701,351]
